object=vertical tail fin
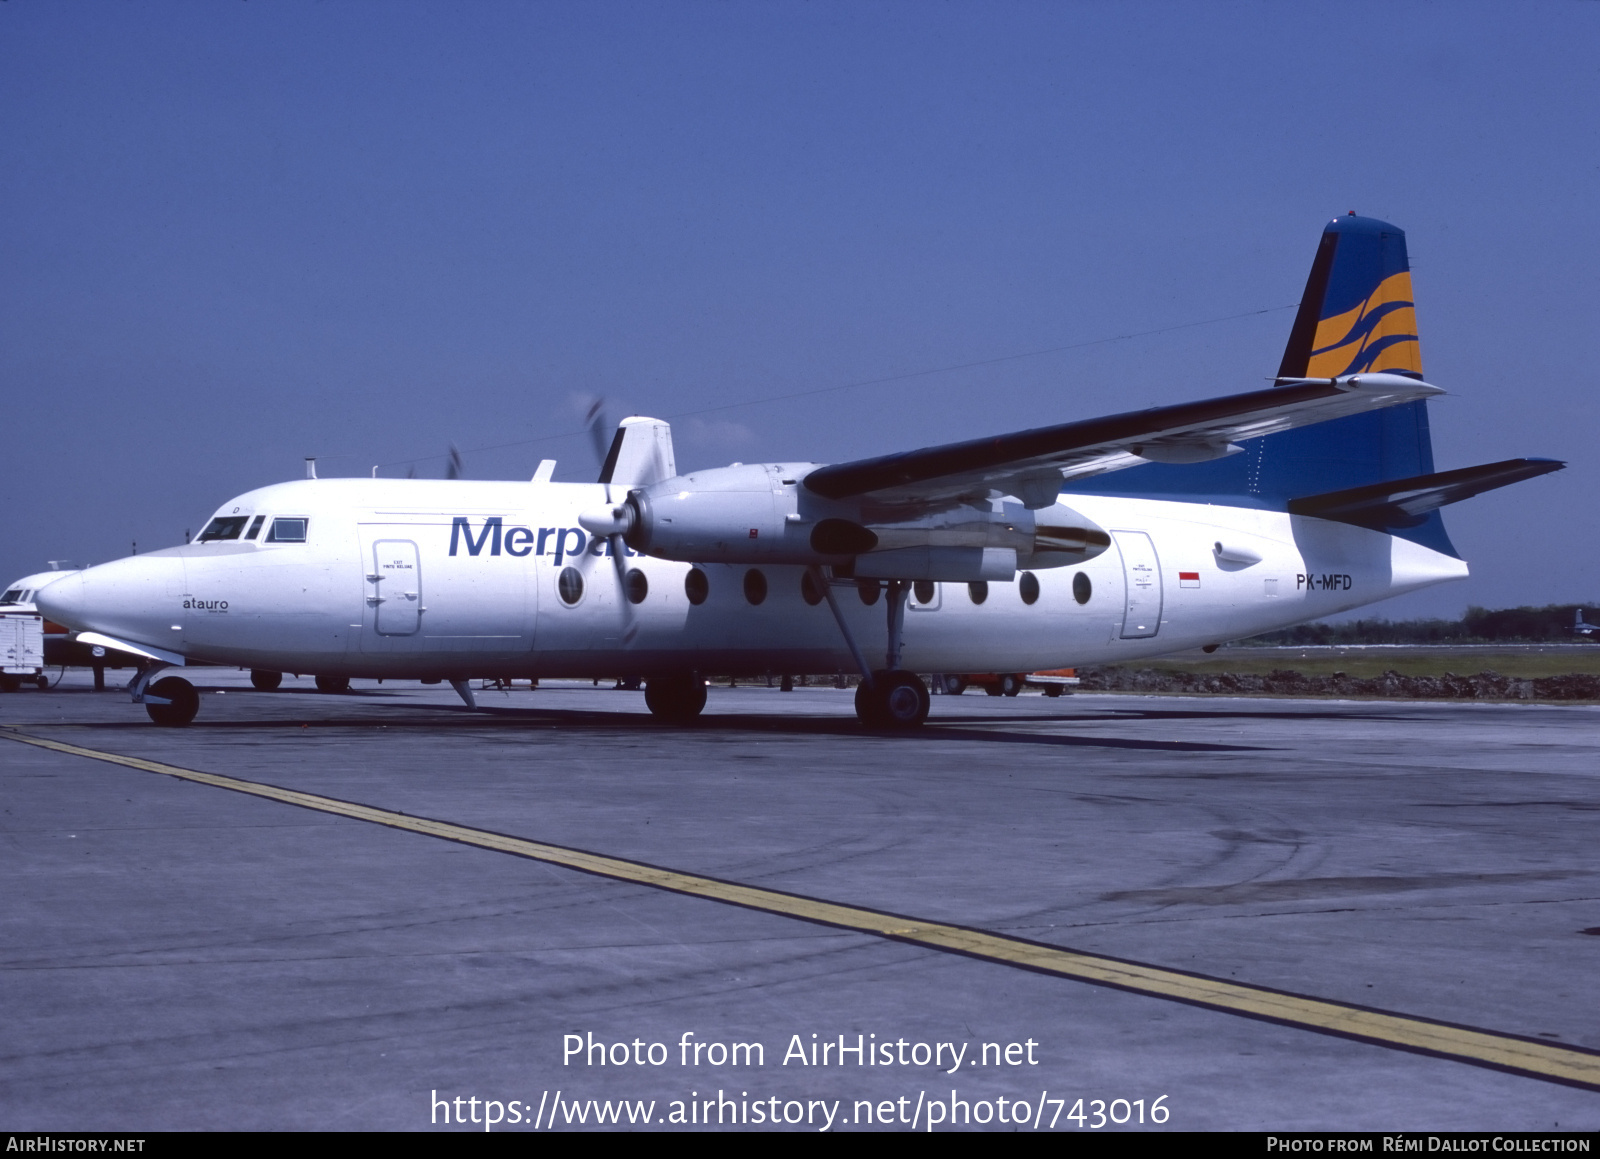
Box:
[1069,213,1452,554]
[1260,215,1442,547]
[1278,213,1424,380]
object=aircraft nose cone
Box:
[35,554,185,647]
[33,573,86,627]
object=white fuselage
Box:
[38,478,1468,679]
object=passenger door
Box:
[370,538,422,636]
[1113,530,1163,639]
[358,520,533,657]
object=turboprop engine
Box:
[578,461,1109,583]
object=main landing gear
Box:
[645,673,707,723]
[810,567,930,729]
[855,669,930,728]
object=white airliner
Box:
[36,216,1562,727]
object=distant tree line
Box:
[1241,604,1593,646]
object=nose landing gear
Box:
[144,676,199,726]
[127,663,200,726]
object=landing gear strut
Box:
[812,568,929,729]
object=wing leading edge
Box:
[801,373,1442,509]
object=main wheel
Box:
[1000,673,1023,697]
[941,675,968,695]
[315,675,350,693]
[855,679,888,727]
[250,669,283,692]
[855,670,929,728]
[145,676,199,726]
[645,674,706,722]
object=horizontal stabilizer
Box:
[803,374,1441,508]
[1287,458,1564,529]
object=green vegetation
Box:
[1241,604,1595,646]
[1139,647,1600,681]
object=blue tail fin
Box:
[1067,213,1455,555]
[1277,214,1423,380]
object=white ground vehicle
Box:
[0,571,66,690]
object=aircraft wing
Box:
[801,373,1442,509]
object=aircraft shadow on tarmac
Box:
[48,693,1289,753]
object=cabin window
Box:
[800,570,825,606]
[1019,571,1040,605]
[266,518,308,543]
[245,515,265,540]
[968,581,988,605]
[913,580,935,604]
[743,569,767,606]
[624,569,649,604]
[857,578,880,606]
[558,567,584,606]
[198,516,249,542]
[1073,572,1092,605]
[685,568,709,605]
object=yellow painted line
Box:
[7,725,1600,1090]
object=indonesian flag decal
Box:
[1179,571,1201,588]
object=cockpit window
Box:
[266,517,308,543]
[1,588,25,605]
[198,517,249,542]
[245,515,265,540]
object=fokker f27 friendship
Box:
[38,216,1563,727]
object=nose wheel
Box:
[855,670,929,728]
[144,676,199,727]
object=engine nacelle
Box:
[586,462,1111,581]
[619,463,828,564]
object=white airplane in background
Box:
[37,215,1562,728]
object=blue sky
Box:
[4,1,1595,618]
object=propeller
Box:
[585,397,611,470]
[576,400,640,647]
[604,488,639,646]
